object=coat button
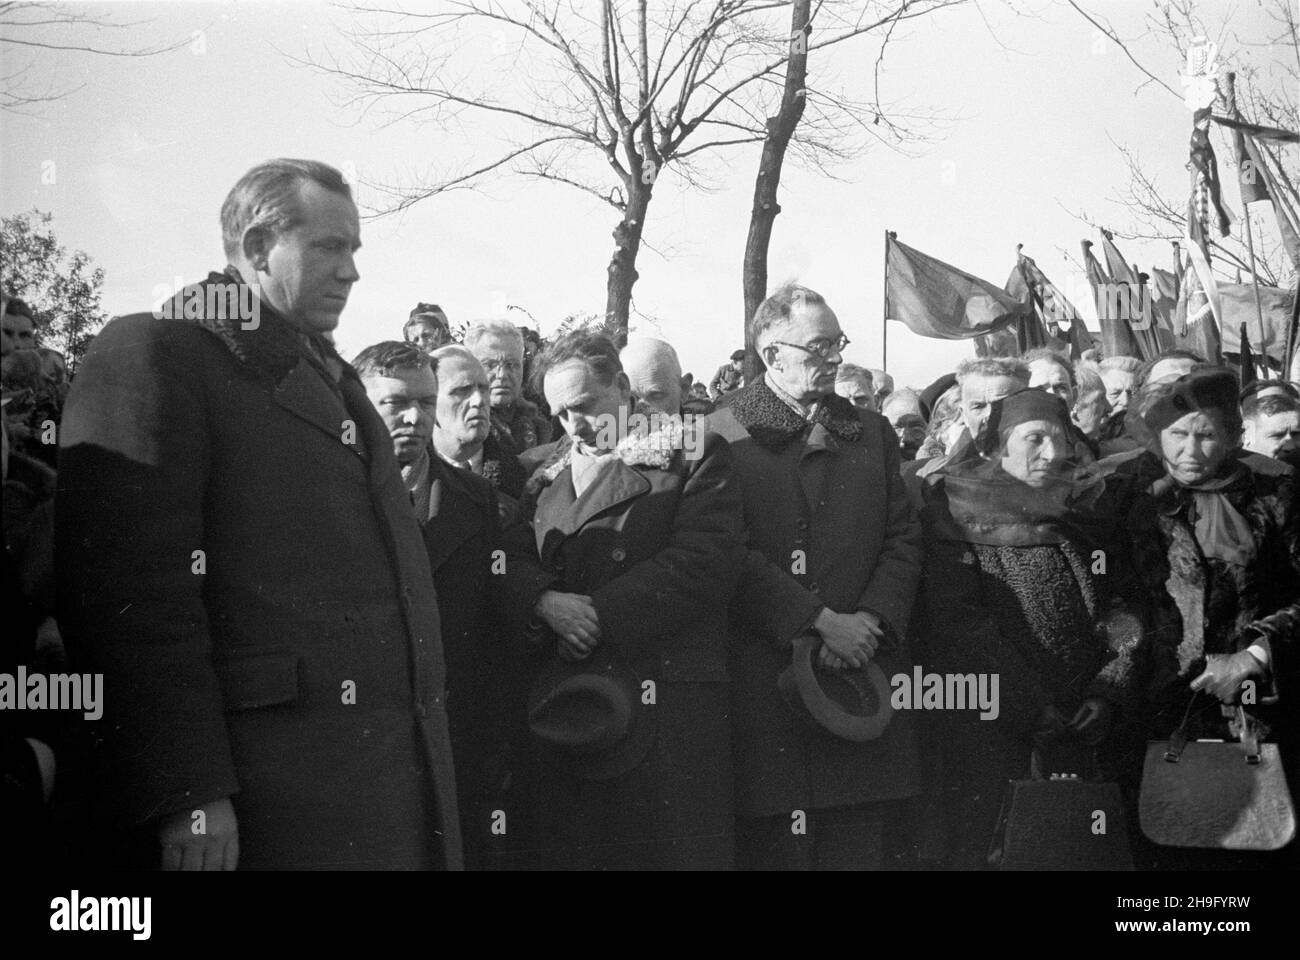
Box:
[612,548,627,562]
[808,581,821,594]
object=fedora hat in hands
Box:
[777,634,894,742]
[528,652,657,781]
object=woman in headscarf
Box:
[918,388,1143,869]
[1113,368,1299,868]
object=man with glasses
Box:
[464,319,553,498]
[708,284,923,870]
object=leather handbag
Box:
[1139,698,1296,851]
[988,741,1135,871]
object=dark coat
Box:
[501,425,746,868]
[54,274,462,870]
[1112,452,1300,738]
[707,380,924,818]
[419,454,522,864]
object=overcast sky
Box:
[1,0,1290,389]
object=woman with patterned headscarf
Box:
[919,388,1144,869]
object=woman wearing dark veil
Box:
[1115,367,1299,869]
[918,389,1143,870]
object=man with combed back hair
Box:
[56,159,461,870]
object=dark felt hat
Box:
[527,653,656,781]
[777,634,894,742]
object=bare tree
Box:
[1067,0,1298,286]
[741,0,965,378]
[0,2,188,112]
[304,0,952,341]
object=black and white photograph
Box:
[1,0,1297,940]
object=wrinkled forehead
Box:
[770,301,841,343]
[474,333,524,359]
[437,353,488,387]
[961,374,1021,402]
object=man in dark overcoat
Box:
[708,283,924,870]
[55,159,461,870]
[501,331,746,869]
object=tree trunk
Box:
[605,182,652,348]
[741,0,810,383]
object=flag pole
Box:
[882,230,894,373]
[1228,72,1270,378]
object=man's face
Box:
[545,359,630,453]
[625,353,682,416]
[1244,411,1300,461]
[433,353,491,452]
[1,313,35,357]
[472,332,524,409]
[1028,359,1074,404]
[1000,419,1069,487]
[1100,368,1136,412]
[361,364,438,466]
[960,374,1023,439]
[1159,410,1234,485]
[408,317,448,353]
[731,358,744,372]
[763,301,844,403]
[890,412,927,456]
[1072,386,1111,439]
[835,375,875,410]
[257,181,361,334]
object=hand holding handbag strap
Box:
[1162,693,1261,764]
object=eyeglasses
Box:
[770,334,850,359]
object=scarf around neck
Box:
[1151,459,1256,567]
[929,456,1110,548]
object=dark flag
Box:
[1082,239,1137,359]
[1228,121,1300,271]
[1099,231,1161,361]
[885,235,1029,340]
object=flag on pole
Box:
[884,235,1028,340]
[1179,109,1226,364]
[1233,125,1300,270]
[1082,239,1138,359]
[1099,231,1161,361]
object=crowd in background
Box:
[3,158,1297,872]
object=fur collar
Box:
[526,401,681,493]
[722,377,863,450]
[168,269,307,385]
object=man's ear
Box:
[615,370,632,399]
[241,226,274,271]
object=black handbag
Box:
[988,739,1134,871]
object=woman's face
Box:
[1000,419,1069,487]
[1159,410,1234,485]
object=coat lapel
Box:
[422,459,491,570]
[533,457,652,560]
[275,359,365,459]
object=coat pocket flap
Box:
[215,651,302,711]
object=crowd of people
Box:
[3,158,1298,871]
